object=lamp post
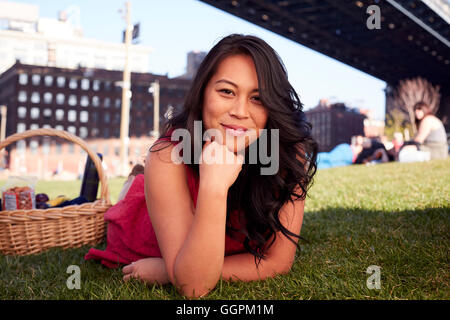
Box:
[0,105,6,141]
[119,1,133,176]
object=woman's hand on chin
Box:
[122,257,170,285]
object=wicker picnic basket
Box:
[0,128,112,256]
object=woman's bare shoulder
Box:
[146,141,186,176]
[144,140,193,212]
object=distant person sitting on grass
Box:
[85,34,318,298]
[398,102,448,162]
[411,101,448,160]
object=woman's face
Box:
[415,108,424,120]
[202,54,269,153]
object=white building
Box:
[0,1,152,74]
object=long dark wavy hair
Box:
[150,34,318,265]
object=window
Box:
[56,143,62,154]
[18,91,27,102]
[68,144,75,154]
[68,126,76,135]
[31,92,40,104]
[17,123,26,133]
[92,96,99,107]
[43,108,52,119]
[104,97,111,108]
[55,125,64,131]
[30,107,39,119]
[81,79,90,90]
[134,100,142,109]
[115,98,121,108]
[68,94,77,106]
[104,112,110,123]
[17,106,26,119]
[31,74,40,86]
[69,78,78,89]
[18,73,28,85]
[56,93,65,105]
[79,127,88,139]
[68,110,77,122]
[80,111,88,123]
[56,76,66,88]
[42,139,50,155]
[103,128,110,138]
[92,112,98,122]
[80,95,89,107]
[104,81,111,91]
[55,109,64,121]
[17,140,26,155]
[44,75,53,86]
[30,140,38,154]
[92,128,99,137]
[92,80,100,91]
[43,92,52,104]
[30,123,39,130]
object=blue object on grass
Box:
[317,143,354,169]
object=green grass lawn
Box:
[0,159,449,300]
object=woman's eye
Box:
[251,96,261,103]
[219,89,233,95]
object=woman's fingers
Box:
[123,273,134,282]
[122,263,134,274]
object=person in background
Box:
[354,137,394,164]
[391,132,404,161]
[316,135,363,169]
[117,164,145,202]
[412,101,448,160]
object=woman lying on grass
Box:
[121,34,318,298]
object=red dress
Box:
[85,130,246,268]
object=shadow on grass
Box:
[0,207,448,300]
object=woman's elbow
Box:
[177,284,214,299]
[268,257,294,277]
[173,268,219,298]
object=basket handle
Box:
[0,128,110,204]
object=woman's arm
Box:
[123,197,304,284]
[414,117,432,144]
[124,188,304,288]
[144,140,243,298]
[172,181,229,297]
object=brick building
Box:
[0,62,191,178]
[305,102,366,152]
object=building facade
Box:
[0,62,191,178]
[305,102,366,152]
[0,1,152,73]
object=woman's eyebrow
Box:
[215,79,259,93]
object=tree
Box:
[391,77,441,134]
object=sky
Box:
[15,0,387,120]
